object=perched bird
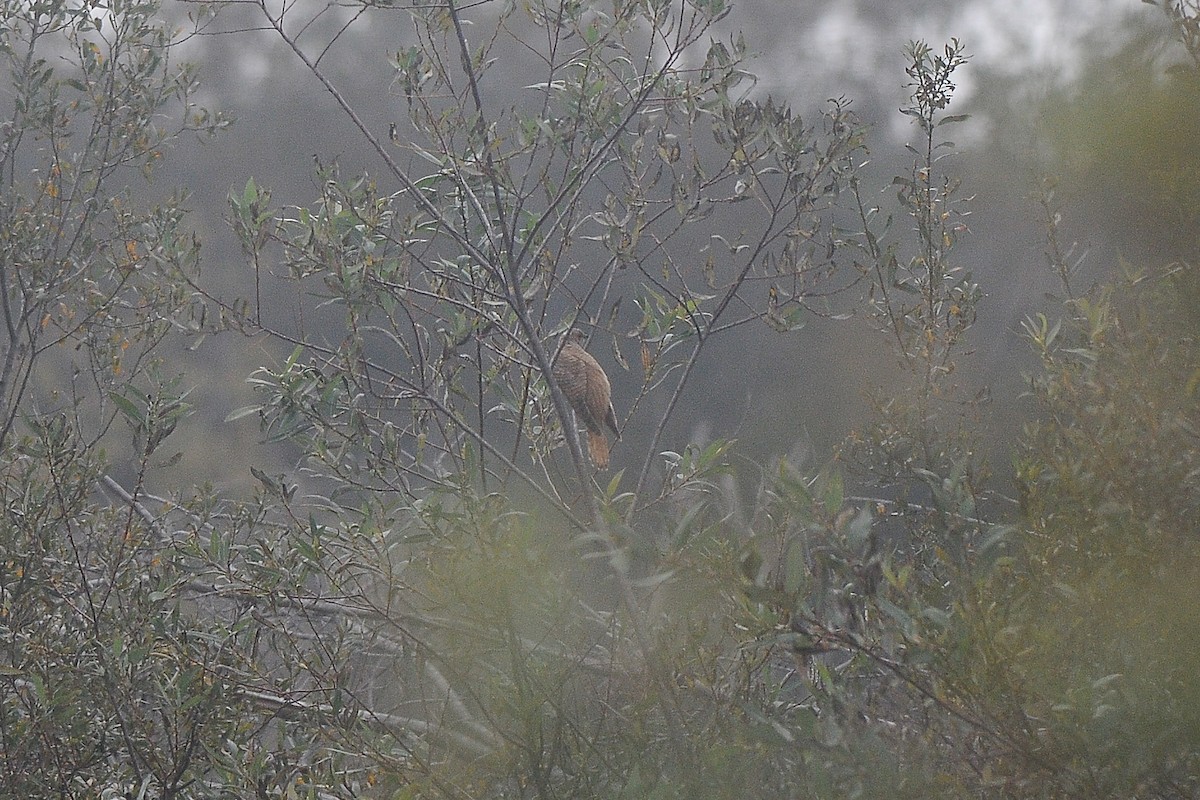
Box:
[552,329,620,469]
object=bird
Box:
[552,329,620,469]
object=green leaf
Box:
[224,405,261,422]
[876,596,915,637]
[937,113,970,126]
[783,540,808,595]
[605,468,626,500]
[671,496,705,547]
[284,345,305,370]
[108,391,145,426]
[242,176,258,205]
[823,472,844,516]
[920,606,951,628]
[739,545,763,583]
[978,524,1014,562]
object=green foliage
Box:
[936,254,1200,797]
[0,0,224,448]
[0,0,238,795]
[218,0,867,522]
[845,38,986,606]
[4,0,1200,797]
[0,416,249,796]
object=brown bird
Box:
[552,329,620,469]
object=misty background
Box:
[143,0,1182,495]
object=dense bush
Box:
[1,1,1197,797]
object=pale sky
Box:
[748,0,1163,114]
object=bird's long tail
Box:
[586,431,610,470]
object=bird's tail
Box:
[586,431,611,470]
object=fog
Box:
[142,0,1177,494]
